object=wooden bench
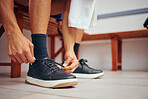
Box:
[0,2,148,78]
[82,29,148,71]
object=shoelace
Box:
[79,59,93,69]
[79,59,88,65]
[35,59,65,72]
[35,59,65,67]
[44,59,60,72]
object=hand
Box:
[62,50,79,73]
[8,33,35,64]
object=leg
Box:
[51,0,67,15]
[62,0,79,73]
[62,0,104,78]
[74,29,84,59]
[29,0,51,59]
[26,0,78,88]
[29,0,51,34]
[75,29,84,44]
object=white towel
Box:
[68,0,97,30]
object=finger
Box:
[25,50,35,63]
[64,60,78,70]
[9,56,17,62]
[29,43,34,58]
[15,56,23,63]
[20,54,28,63]
[63,66,77,73]
[63,57,73,67]
[29,44,35,62]
[61,67,65,70]
[71,66,78,73]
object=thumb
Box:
[63,57,72,67]
[29,43,35,61]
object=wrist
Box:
[65,47,74,52]
[64,41,75,52]
[6,27,23,41]
[65,49,75,56]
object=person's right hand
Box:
[62,50,79,74]
[8,33,35,64]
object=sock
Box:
[31,34,49,59]
[74,43,80,59]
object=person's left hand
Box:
[62,50,79,73]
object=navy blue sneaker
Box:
[26,58,78,88]
[73,59,104,79]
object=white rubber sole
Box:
[72,72,104,79]
[25,76,78,88]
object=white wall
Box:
[85,0,148,34]
[0,0,148,71]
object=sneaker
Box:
[73,59,104,79]
[25,58,78,88]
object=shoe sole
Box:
[72,72,104,79]
[25,76,78,88]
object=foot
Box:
[26,58,78,88]
[73,59,104,79]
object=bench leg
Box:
[50,36,55,59]
[118,40,122,70]
[49,35,65,62]
[111,37,122,71]
[11,60,21,78]
[0,25,5,38]
[61,40,65,62]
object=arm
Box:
[62,0,78,73]
[0,0,35,63]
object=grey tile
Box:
[0,88,11,93]
[15,93,78,99]
[42,81,148,99]
[0,64,28,82]
[0,72,25,82]
[0,88,33,99]
[88,78,148,87]
[41,71,148,99]
[0,69,148,99]
[104,71,148,79]
[0,80,49,92]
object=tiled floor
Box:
[0,65,148,99]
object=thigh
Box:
[51,0,67,15]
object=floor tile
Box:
[88,78,148,87]
[0,80,50,93]
[0,88,11,93]
[0,67,148,99]
[15,93,79,99]
[0,88,33,99]
[42,80,148,99]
